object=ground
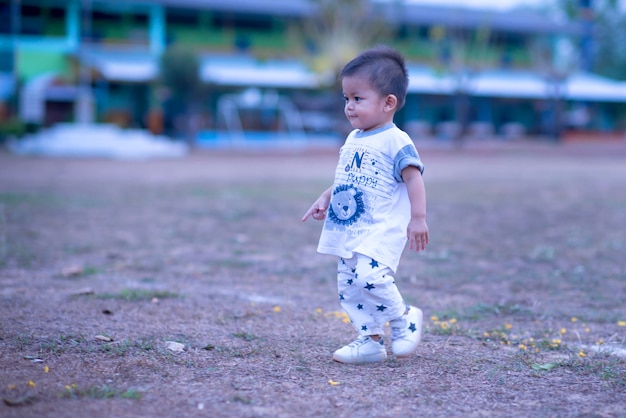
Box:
[0,141,625,417]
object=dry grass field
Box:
[0,141,625,417]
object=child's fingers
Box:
[302,206,325,222]
[408,234,417,251]
[417,233,428,251]
[408,232,428,251]
[301,208,314,222]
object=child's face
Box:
[342,75,393,132]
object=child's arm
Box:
[301,186,332,222]
[402,166,429,252]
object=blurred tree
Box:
[304,0,395,86]
[427,21,502,145]
[296,0,398,136]
[530,35,572,140]
[557,0,626,79]
[545,0,626,138]
[160,47,203,100]
[159,46,206,142]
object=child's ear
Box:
[384,94,398,112]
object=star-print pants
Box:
[337,253,406,336]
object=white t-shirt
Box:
[317,123,424,272]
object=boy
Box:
[301,46,429,363]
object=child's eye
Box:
[354,97,362,102]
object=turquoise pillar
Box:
[66,0,80,51]
[150,5,165,56]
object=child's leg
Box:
[337,254,405,337]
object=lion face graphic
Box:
[328,184,365,226]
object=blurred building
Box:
[1,0,625,142]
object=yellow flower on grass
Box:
[440,322,450,330]
[504,323,512,330]
[44,366,49,373]
[585,327,590,333]
[618,320,626,327]
[449,318,457,324]
[328,379,340,386]
[549,339,562,349]
[28,381,35,388]
[578,350,586,357]
[430,315,439,321]
[560,328,567,334]
[315,308,323,314]
[272,306,281,313]
[570,317,578,322]
[519,344,527,350]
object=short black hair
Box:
[339,45,409,110]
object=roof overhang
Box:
[82,51,158,82]
[407,66,455,95]
[564,72,626,102]
[407,68,626,102]
[201,56,319,89]
[472,71,548,99]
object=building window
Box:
[20,4,43,35]
[211,12,273,32]
[50,6,66,19]
[92,10,122,24]
[0,2,11,35]
[167,9,200,26]
[132,13,148,25]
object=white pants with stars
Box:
[337,253,406,337]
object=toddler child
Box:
[302,45,429,363]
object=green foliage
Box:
[303,0,395,82]
[232,331,259,341]
[532,362,559,371]
[159,46,205,102]
[557,0,626,79]
[60,384,142,400]
[97,289,179,301]
[0,118,27,141]
[591,9,626,79]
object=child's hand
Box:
[407,217,429,252]
[302,189,331,222]
[301,201,328,221]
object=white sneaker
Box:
[390,306,423,357]
[332,336,387,363]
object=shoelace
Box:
[348,336,371,347]
[391,326,406,341]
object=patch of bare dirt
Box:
[0,143,625,417]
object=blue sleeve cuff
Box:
[393,144,424,182]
